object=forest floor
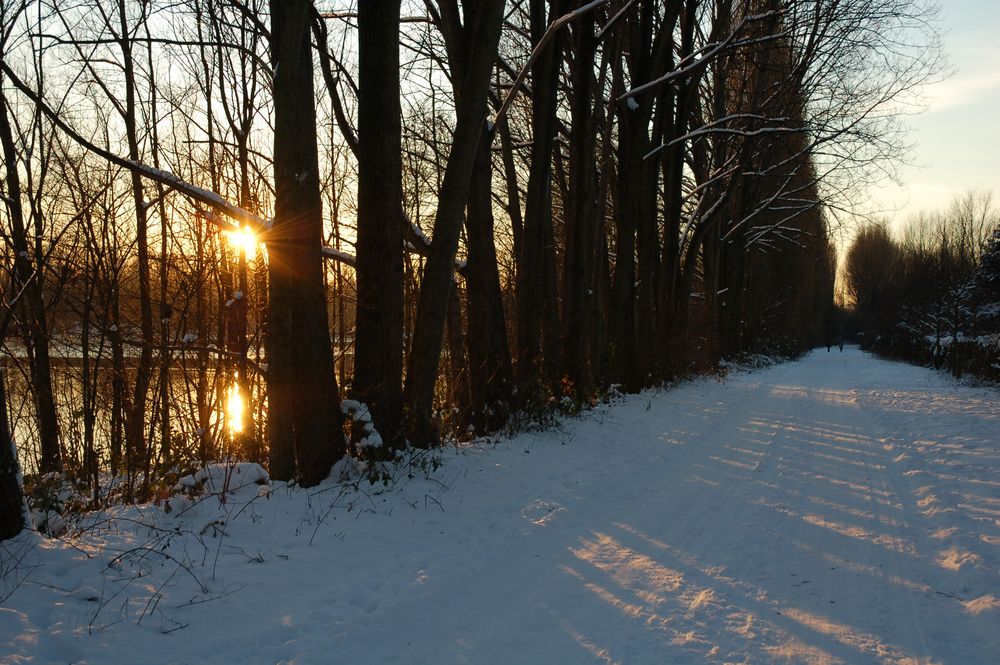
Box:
[2,347,999,664]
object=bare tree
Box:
[267,0,345,485]
[0,366,23,540]
[0,1,61,475]
[403,0,507,446]
[354,0,405,449]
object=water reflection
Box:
[3,350,256,475]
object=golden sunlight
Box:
[225,226,259,259]
[226,378,245,435]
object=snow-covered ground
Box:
[2,347,999,664]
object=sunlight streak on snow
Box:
[767,385,858,405]
[778,607,935,664]
[571,532,685,608]
[756,498,918,556]
[935,548,982,571]
[961,595,1000,616]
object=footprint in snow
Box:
[520,500,565,526]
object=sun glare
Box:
[226,378,245,435]
[225,226,259,259]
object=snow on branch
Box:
[646,125,807,160]
[595,0,638,41]
[321,245,356,267]
[1,61,268,234]
[319,12,431,24]
[644,114,791,159]
[403,215,468,277]
[1,62,466,276]
[622,10,787,100]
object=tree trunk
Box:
[660,0,696,375]
[465,131,514,432]
[562,6,597,394]
[196,14,218,464]
[147,46,172,467]
[517,0,565,404]
[403,0,506,446]
[354,0,405,448]
[0,369,24,541]
[608,37,639,389]
[445,282,470,422]
[110,291,125,475]
[115,0,154,487]
[268,0,345,486]
[0,88,61,474]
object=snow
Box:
[320,245,357,266]
[176,462,270,496]
[341,400,384,449]
[121,160,269,232]
[2,348,999,663]
[409,220,432,249]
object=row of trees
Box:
[1,0,940,539]
[844,191,1000,377]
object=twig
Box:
[176,583,247,608]
[491,0,609,132]
[424,494,445,512]
[138,564,180,625]
[105,546,208,593]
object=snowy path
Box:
[3,348,999,664]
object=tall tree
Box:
[268,0,345,485]
[465,127,514,433]
[516,0,565,402]
[354,0,405,448]
[0,0,61,475]
[0,84,61,474]
[561,1,599,393]
[0,367,23,540]
[404,0,507,446]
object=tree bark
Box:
[404,0,506,446]
[0,88,61,475]
[517,0,565,404]
[0,369,24,541]
[113,0,154,485]
[268,0,345,486]
[355,0,405,448]
[465,130,514,432]
[562,5,598,394]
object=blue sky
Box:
[876,0,1000,223]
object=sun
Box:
[225,226,259,260]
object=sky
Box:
[873,0,1000,226]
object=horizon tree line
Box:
[844,190,1000,377]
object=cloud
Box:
[926,70,1000,112]
[924,41,1000,112]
